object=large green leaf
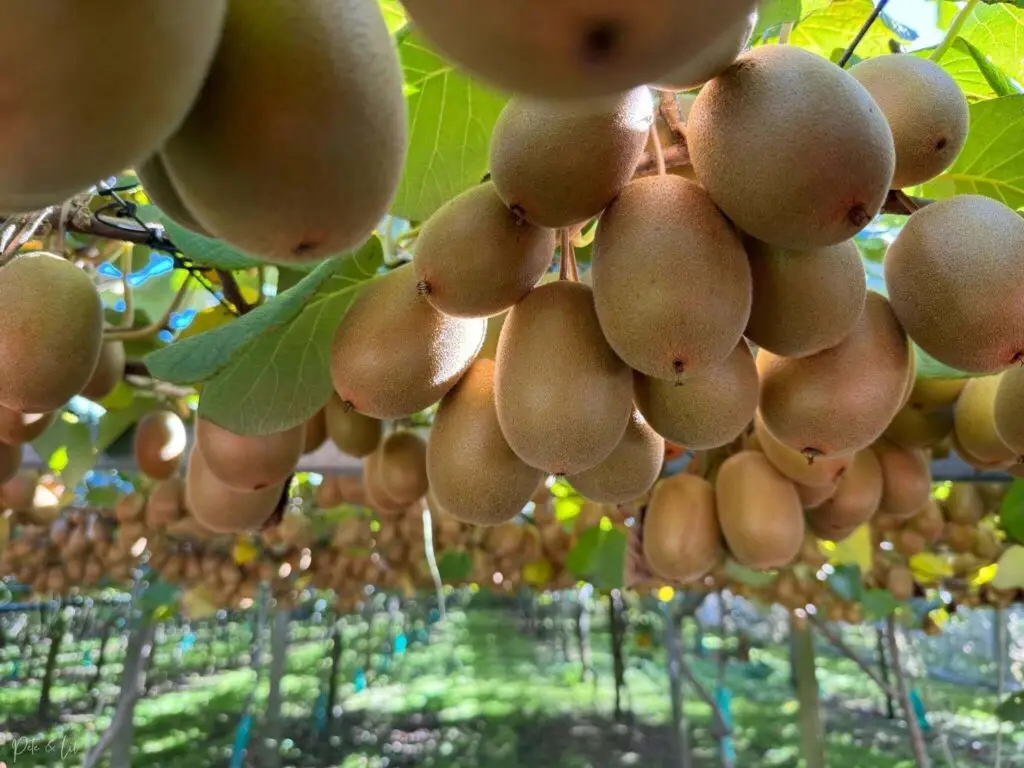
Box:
[920,95,1024,209]
[161,216,263,271]
[190,240,384,435]
[390,33,508,223]
[146,239,380,385]
[997,691,1024,723]
[946,37,1020,100]
[960,2,1024,88]
[377,0,407,33]
[861,588,901,619]
[567,525,626,591]
[790,0,907,61]
[1000,480,1024,545]
[752,0,802,40]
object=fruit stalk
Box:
[930,0,981,64]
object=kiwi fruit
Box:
[885,196,1024,373]
[907,378,966,411]
[413,183,555,318]
[400,0,757,99]
[757,292,911,458]
[593,175,751,379]
[0,442,20,485]
[994,366,1024,458]
[567,411,664,504]
[643,474,721,583]
[133,410,187,480]
[945,483,984,525]
[495,281,632,475]
[797,482,837,511]
[0,408,53,446]
[688,45,894,249]
[145,478,186,529]
[653,10,755,91]
[490,88,654,228]
[886,566,915,601]
[808,450,882,540]
[908,499,945,544]
[302,408,328,455]
[715,450,804,570]
[945,521,976,554]
[850,55,969,188]
[0,253,104,412]
[324,393,382,457]
[80,340,126,402]
[195,418,303,491]
[872,439,931,519]
[755,415,853,488]
[331,264,485,419]
[363,449,408,516]
[744,238,866,358]
[135,155,210,235]
[955,374,1017,465]
[1,471,38,512]
[884,403,954,450]
[185,448,284,534]
[0,2,227,213]
[374,432,429,505]
[162,0,406,263]
[427,361,543,526]
[633,341,758,450]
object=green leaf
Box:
[60,422,97,492]
[992,545,1024,589]
[181,239,383,435]
[566,526,626,590]
[920,95,1024,209]
[960,3,1024,90]
[390,33,508,222]
[30,415,71,469]
[945,37,1020,101]
[790,0,907,61]
[147,238,380,385]
[752,0,802,40]
[377,0,407,33]
[999,480,1024,545]
[161,215,263,271]
[437,550,472,583]
[996,690,1024,723]
[827,564,863,602]
[139,578,182,620]
[724,559,777,588]
[861,588,901,619]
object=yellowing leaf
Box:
[181,585,217,620]
[99,381,136,411]
[176,305,236,342]
[828,524,873,573]
[910,552,954,585]
[657,585,675,603]
[971,563,999,587]
[929,607,950,628]
[991,545,1024,590]
[233,539,258,565]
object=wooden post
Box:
[37,615,65,719]
[609,590,626,721]
[664,602,692,768]
[790,616,827,768]
[263,607,290,767]
[886,616,931,768]
[877,623,896,719]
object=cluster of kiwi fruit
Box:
[5,2,407,266]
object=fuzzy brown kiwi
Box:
[807,449,882,541]
[593,175,751,380]
[133,410,187,480]
[427,360,544,526]
[754,414,853,489]
[302,408,328,455]
[413,182,555,318]
[872,439,931,519]
[375,432,430,505]
[634,341,758,450]
[194,417,303,492]
[323,393,382,458]
[0,407,53,446]
[643,474,721,583]
[330,264,485,419]
[80,340,126,402]
[955,374,1017,466]
[715,450,804,570]
[490,88,653,228]
[185,448,284,534]
[0,253,104,412]
[567,410,664,504]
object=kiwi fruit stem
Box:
[649,124,667,176]
[558,230,579,282]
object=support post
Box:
[790,617,826,768]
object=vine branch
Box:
[216,270,253,315]
[811,616,897,699]
[837,0,892,68]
